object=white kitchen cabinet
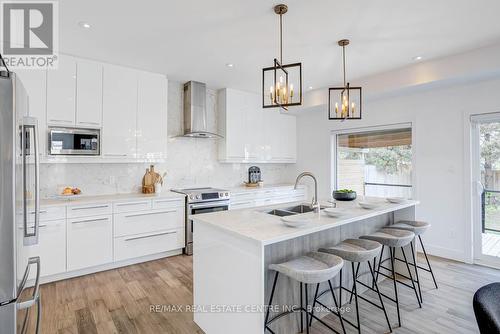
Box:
[218,88,250,161]
[19,219,66,279]
[114,228,184,262]
[218,88,296,163]
[47,55,76,125]
[102,65,138,158]
[264,111,296,162]
[67,215,113,271]
[76,60,103,127]
[15,69,47,156]
[137,72,167,159]
[67,202,112,218]
[113,200,152,214]
[114,208,184,237]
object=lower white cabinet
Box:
[67,215,113,271]
[26,196,185,281]
[114,208,184,237]
[114,228,184,262]
[21,219,66,280]
[67,202,113,218]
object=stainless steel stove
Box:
[171,187,230,255]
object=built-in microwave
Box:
[48,127,100,155]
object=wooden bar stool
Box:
[265,252,346,334]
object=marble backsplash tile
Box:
[40,81,295,198]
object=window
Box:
[334,125,413,198]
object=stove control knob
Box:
[189,194,194,200]
[219,192,224,197]
[196,194,201,199]
[225,192,229,197]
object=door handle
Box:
[21,117,40,246]
[17,256,41,310]
[116,202,149,207]
[71,217,109,224]
[124,230,176,241]
[124,210,176,218]
[71,204,109,210]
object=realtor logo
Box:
[1,1,58,69]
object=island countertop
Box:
[192,197,419,246]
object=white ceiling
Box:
[60,0,500,92]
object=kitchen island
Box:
[193,197,418,334]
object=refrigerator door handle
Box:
[16,256,41,310]
[16,257,41,334]
[22,117,40,246]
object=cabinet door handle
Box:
[105,153,127,157]
[154,200,178,204]
[49,119,72,123]
[71,205,109,211]
[117,202,149,207]
[71,217,109,224]
[125,230,176,242]
[78,121,100,125]
[124,210,176,218]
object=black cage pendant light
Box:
[262,4,302,111]
[328,39,362,120]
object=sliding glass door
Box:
[472,114,500,267]
[333,124,413,198]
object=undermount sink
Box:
[266,204,325,217]
[266,209,297,217]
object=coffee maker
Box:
[248,166,261,184]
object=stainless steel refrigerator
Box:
[0,69,41,333]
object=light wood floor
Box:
[30,254,500,334]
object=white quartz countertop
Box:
[39,191,185,207]
[192,197,419,246]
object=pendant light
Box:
[328,39,362,120]
[262,4,302,111]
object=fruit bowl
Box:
[332,190,357,201]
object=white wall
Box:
[294,76,500,263]
[40,81,296,197]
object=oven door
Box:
[186,201,229,255]
[49,127,100,155]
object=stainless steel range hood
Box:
[180,81,222,138]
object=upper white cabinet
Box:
[47,55,77,125]
[137,72,167,159]
[102,65,138,158]
[47,55,103,129]
[15,69,47,156]
[21,54,167,162]
[76,60,103,127]
[218,88,296,163]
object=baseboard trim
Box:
[28,249,183,287]
[420,244,466,262]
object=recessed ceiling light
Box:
[413,56,423,61]
[308,86,313,90]
[78,21,91,29]
[225,63,234,68]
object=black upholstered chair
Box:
[473,282,500,334]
